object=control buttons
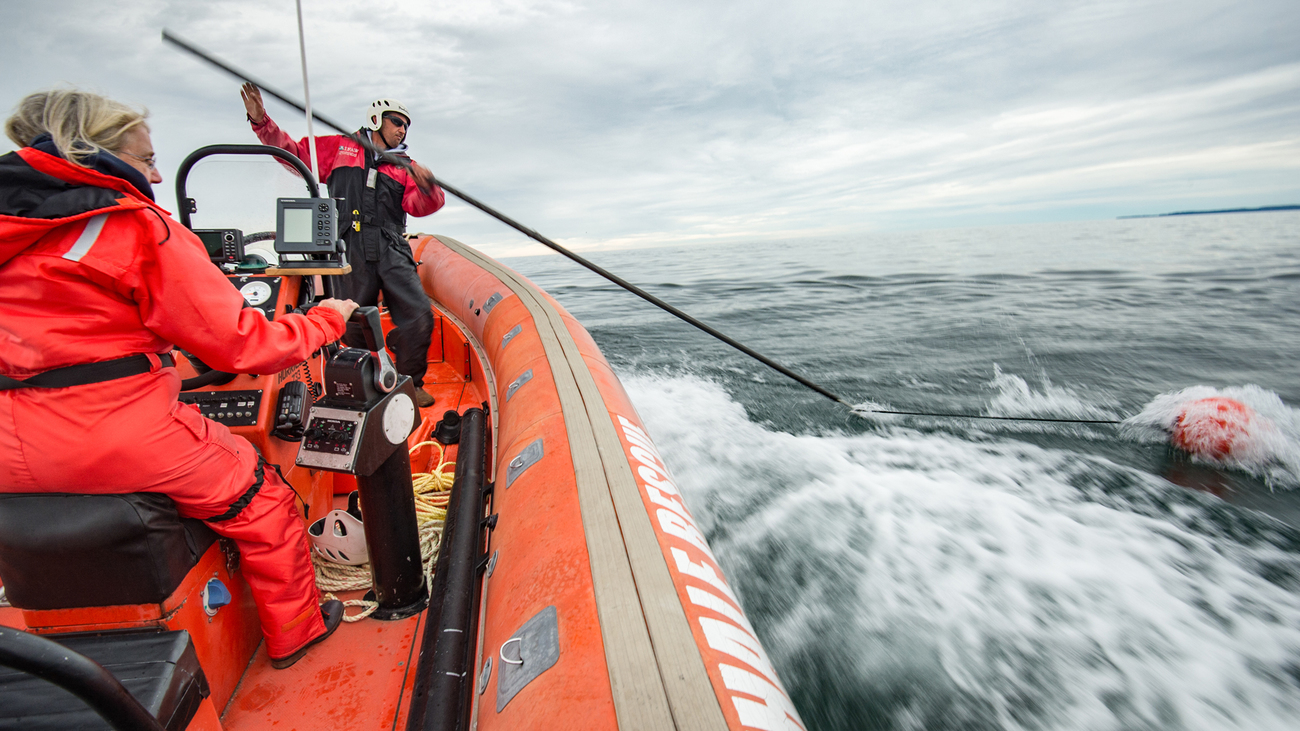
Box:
[303,417,359,455]
[178,390,262,428]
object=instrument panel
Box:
[227,275,283,320]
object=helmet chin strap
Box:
[373,127,398,152]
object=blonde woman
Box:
[0,88,357,668]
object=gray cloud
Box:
[4,0,1297,256]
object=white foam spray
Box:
[986,364,1118,421]
[1127,384,1300,488]
[625,372,1300,731]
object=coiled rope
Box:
[314,441,455,622]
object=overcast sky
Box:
[4,0,1297,256]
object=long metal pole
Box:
[160,28,852,408]
[161,30,1130,425]
[440,182,856,407]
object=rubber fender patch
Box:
[505,439,543,488]
[497,605,559,711]
[483,292,503,314]
[506,369,533,401]
[501,324,523,351]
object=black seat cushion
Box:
[0,629,209,731]
[0,493,218,610]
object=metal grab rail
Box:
[173,143,319,230]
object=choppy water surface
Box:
[502,212,1300,730]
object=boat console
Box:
[296,306,427,619]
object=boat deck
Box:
[223,609,426,729]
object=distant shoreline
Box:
[1119,205,1300,219]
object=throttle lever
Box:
[349,306,386,352]
[348,306,397,394]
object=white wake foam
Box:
[623,372,1300,731]
[986,364,1118,421]
[1127,384,1300,488]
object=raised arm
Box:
[243,83,340,181]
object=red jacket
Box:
[251,116,444,218]
[250,116,444,262]
[0,147,345,500]
[0,147,344,378]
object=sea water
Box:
[502,212,1300,731]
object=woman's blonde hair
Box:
[4,88,149,166]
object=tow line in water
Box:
[854,407,1122,425]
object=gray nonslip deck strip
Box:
[435,237,727,731]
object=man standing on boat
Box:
[241,83,442,408]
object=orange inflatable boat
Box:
[0,145,804,731]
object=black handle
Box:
[349,306,385,352]
[0,627,166,731]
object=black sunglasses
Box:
[383,114,409,129]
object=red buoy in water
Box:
[1171,397,1256,460]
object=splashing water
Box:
[986,365,1118,422]
[624,372,1300,731]
[849,367,1119,426]
[1128,385,1300,489]
[849,399,908,424]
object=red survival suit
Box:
[250,116,443,388]
[0,146,345,659]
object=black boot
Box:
[270,599,344,669]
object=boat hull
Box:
[415,235,804,731]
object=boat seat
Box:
[0,493,217,610]
[0,629,209,730]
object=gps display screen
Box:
[283,207,313,244]
[196,230,224,259]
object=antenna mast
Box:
[294,0,322,187]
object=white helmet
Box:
[308,491,369,565]
[364,98,411,131]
